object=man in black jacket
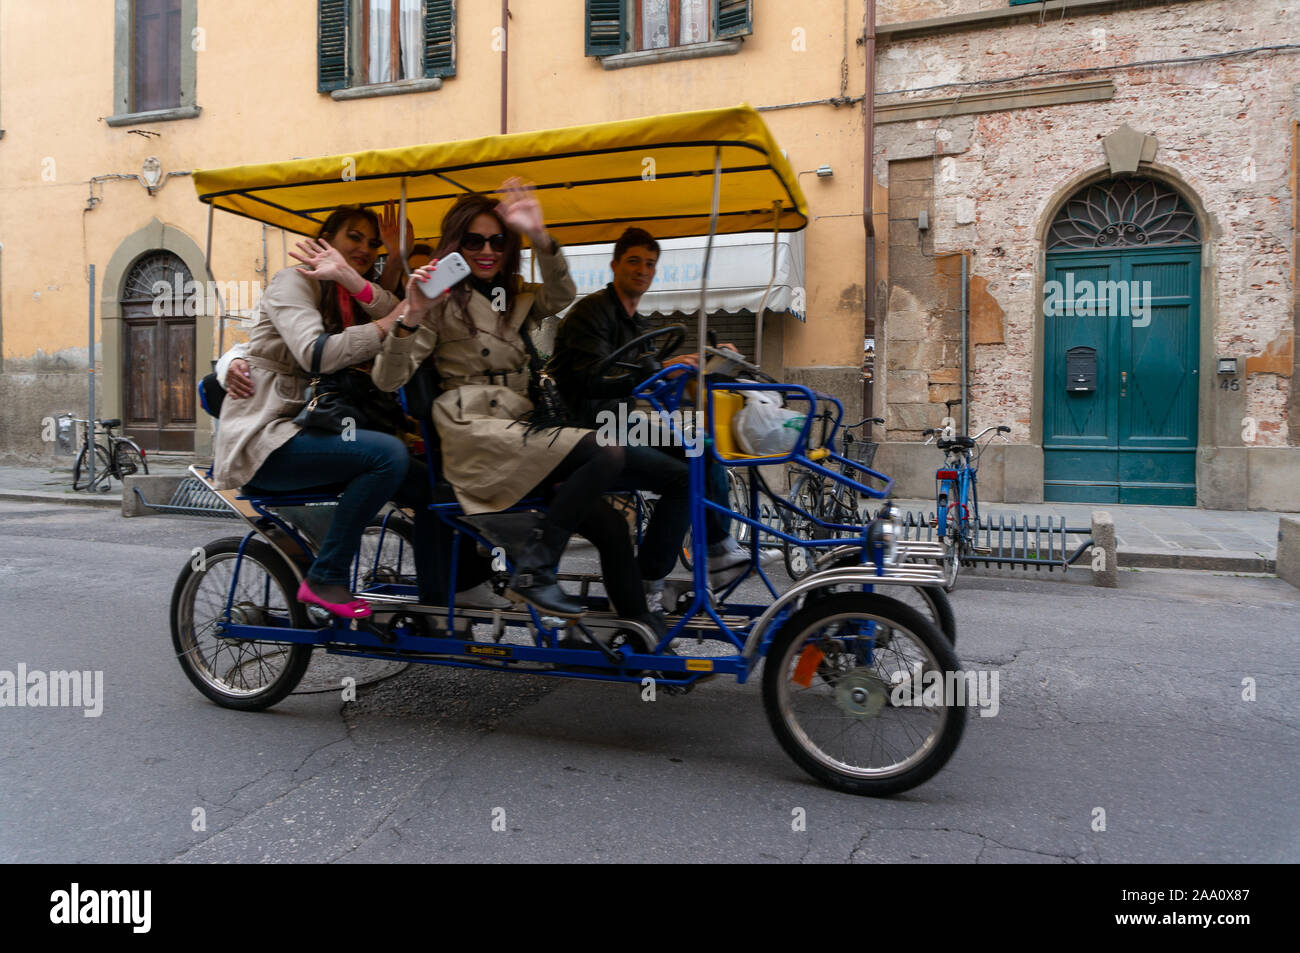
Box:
[550,228,774,609]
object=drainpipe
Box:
[87,265,96,488]
[961,252,969,436]
[863,0,876,430]
[500,1,509,134]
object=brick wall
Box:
[875,0,1298,447]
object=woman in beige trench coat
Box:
[373,181,655,630]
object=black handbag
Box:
[517,324,578,442]
[292,334,407,435]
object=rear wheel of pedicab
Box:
[170,536,313,711]
[761,593,966,796]
[354,512,417,591]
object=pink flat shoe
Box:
[297,580,372,619]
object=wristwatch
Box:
[395,318,421,333]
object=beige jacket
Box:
[372,245,586,514]
[211,267,398,490]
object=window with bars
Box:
[318,0,455,93]
[585,0,752,56]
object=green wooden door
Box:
[1043,247,1200,505]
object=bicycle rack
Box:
[897,510,1094,573]
[132,477,238,519]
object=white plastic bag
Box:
[734,391,806,455]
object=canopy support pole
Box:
[399,177,409,280]
[205,204,229,355]
[752,202,782,368]
[697,148,722,399]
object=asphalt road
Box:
[1,500,1296,863]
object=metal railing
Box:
[133,477,237,519]
[897,510,1093,572]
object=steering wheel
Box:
[591,324,687,388]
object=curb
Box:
[0,489,123,508]
[1118,547,1275,574]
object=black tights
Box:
[529,433,646,618]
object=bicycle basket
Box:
[844,440,877,467]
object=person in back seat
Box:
[213,205,450,619]
[373,181,662,639]
[215,225,499,610]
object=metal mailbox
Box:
[1066,346,1097,392]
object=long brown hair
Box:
[434,193,522,336]
[314,205,381,333]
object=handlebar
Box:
[845,416,883,430]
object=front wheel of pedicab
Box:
[761,593,966,797]
[170,536,314,711]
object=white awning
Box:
[524,230,806,321]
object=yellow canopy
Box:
[192,105,807,247]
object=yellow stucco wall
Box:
[0,0,871,368]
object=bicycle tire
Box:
[113,440,148,478]
[170,536,312,711]
[761,592,966,796]
[72,445,113,491]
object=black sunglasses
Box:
[461,231,507,252]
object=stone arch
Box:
[100,219,214,455]
[1027,163,1221,504]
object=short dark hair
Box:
[613,228,659,262]
[409,243,434,258]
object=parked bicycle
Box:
[783,414,883,579]
[71,418,149,491]
[922,415,1010,591]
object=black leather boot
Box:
[461,511,585,618]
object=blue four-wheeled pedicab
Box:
[173,107,963,796]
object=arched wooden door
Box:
[1043,177,1201,505]
[121,251,196,452]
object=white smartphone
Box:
[415,251,472,298]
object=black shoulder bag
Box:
[516,323,577,443]
[292,333,408,435]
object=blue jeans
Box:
[250,428,409,588]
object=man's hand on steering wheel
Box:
[590,325,687,389]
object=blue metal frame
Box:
[202,369,901,690]
[934,446,980,547]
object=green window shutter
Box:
[317,0,349,92]
[714,0,752,39]
[424,0,456,78]
[585,0,626,56]
[1009,1,1043,5]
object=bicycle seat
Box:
[98,418,122,428]
[936,436,975,451]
